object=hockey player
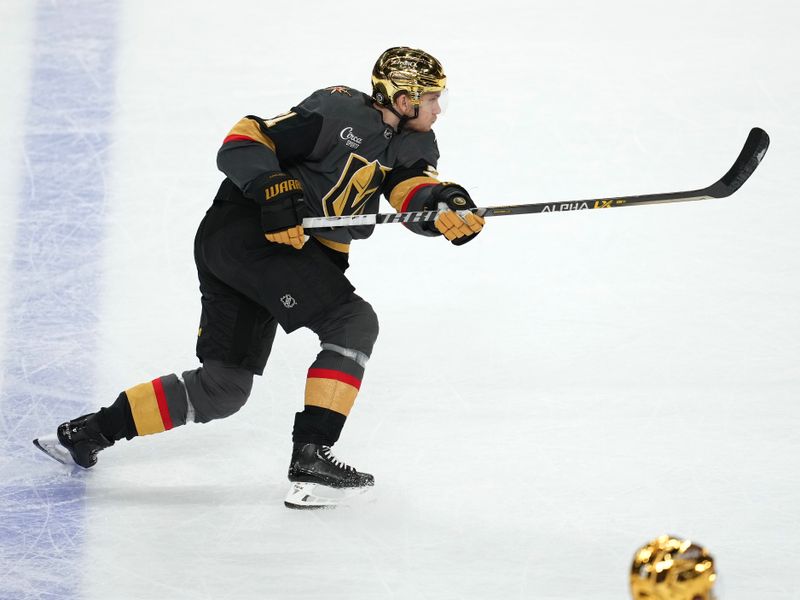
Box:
[33,47,485,508]
[630,535,717,600]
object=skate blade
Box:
[33,434,73,466]
[284,481,374,510]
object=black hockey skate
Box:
[285,443,374,509]
[33,413,113,468]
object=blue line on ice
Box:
[0,1,119,598]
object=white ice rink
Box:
[2,1,799,598]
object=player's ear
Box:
[393,92,410,113]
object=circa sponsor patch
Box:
[340,126,363,149]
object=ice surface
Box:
[2,0,799,599]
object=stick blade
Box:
[708,127,769,198]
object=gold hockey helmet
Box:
[371,46,446,109]
[630,535,716,600]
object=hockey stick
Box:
[302,127,769,230]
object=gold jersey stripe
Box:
[388,175,439,212]
[126,381,166,436]
[264,111,296,127]
[225,117,276,152]
[305,377,359,417]
[313,236,350,253]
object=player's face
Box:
[404,91,442,132]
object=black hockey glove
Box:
[430,183,485,245]
[257,171,308,249]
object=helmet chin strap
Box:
[388,103,419,132]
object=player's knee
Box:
[311,295,379,359]
[358,300,380,352]
[182,360,254,424]
[194,389,249,423]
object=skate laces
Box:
[321,446,355,472]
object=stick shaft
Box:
[302,127,769,230]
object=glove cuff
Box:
[430,182,475,210]
[256,171,307,233]
[261,196,308,233]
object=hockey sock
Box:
[293,349,364,446]
[94,392,137,441]
[292,406,347,447]
[95,374,191,441]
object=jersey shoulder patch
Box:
[323,85,354,96]
[292,86,371,121]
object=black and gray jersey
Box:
[216,86,442,250]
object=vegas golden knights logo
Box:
[322,154,391,217]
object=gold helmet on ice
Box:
[630,535,717,600]
[371,46,446,112]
